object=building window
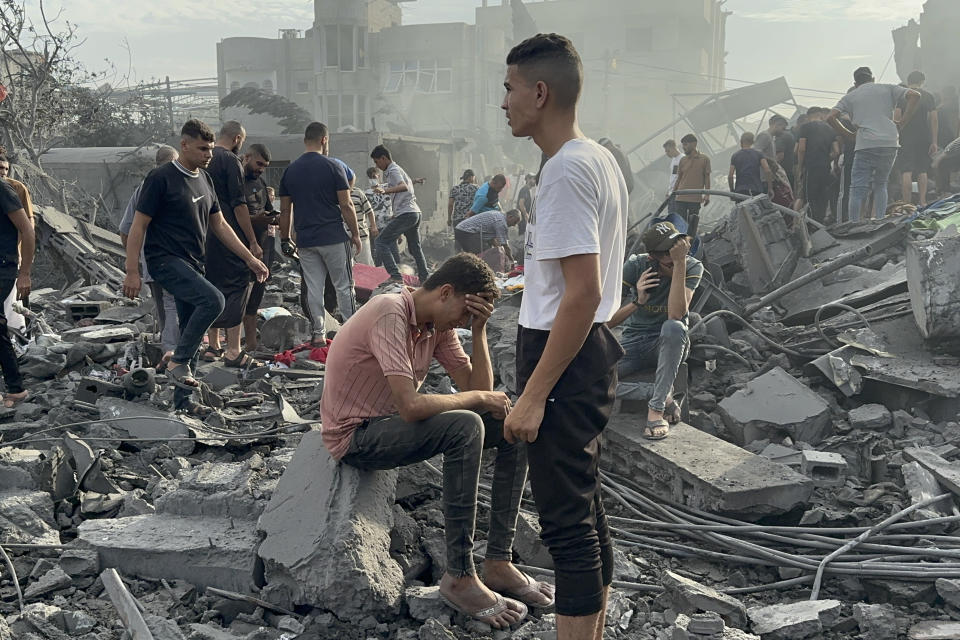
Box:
[325,94,367,131]
[230,81,240,92]
[358,95,368,130]
[383,59,454,93]
[324,24,339,68]
[262,79,274,93]
[324,24,364,71]
[244,82,259,89]
[626,27,653,52]
[297,81,309,93]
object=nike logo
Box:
[192,195,205,203]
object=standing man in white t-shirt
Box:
[502,33,628,640]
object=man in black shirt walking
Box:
[0,179,34,408]
[123,119,268,416]
[797,107,840,223]
[204,121,264,368]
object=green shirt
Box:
[621,254,703,338]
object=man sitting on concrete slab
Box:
[607,221,702,440]
[320,253,553,629]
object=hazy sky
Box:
[36,0,925,100]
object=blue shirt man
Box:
[471,174,507,215]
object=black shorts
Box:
[210,281,253,329]
[897,139,932,174]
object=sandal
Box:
[3,390,29,409]
[201,346,223,362]
[167,363,201,390]
[644,418,670,441]
[493,572,555,609]
[178,401,215,418]
[438,592,527,630]
[156,352,173,374]
[223,351,263,369]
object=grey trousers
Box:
[618,320,689,412]
[299,241,356,337]
[343,411,527,578]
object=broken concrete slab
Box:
[23,566,72,599]
[852,603,897,640]
[405,586,448,622]
[154,460,271,520]
[603,419,813,520]
[0,490,60,545]
[78,514,261,593]
[848,404,893,430]
[718,367,832,446]
[902,448,960,500]
[907,232,960,339]
[58,548,100,579]
[97,397,194,454]
[800,450,846,487]
[661,570,748,628]
[902,461,952,520]
[936,578,960,609]
[747,600,841,639]
[908,621,960,640]
[257,429,403,621]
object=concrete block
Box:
[257,429,403,621]
[58,548,100,578]
[852,603,897,640]
[661,570,748,628]
[602,418,813,520]
[77,514,261,593]
[674,613,760,640]
[800,450,846,487]
[747,600,841,639]
[0,490,60,545]
[936,578,960,608]
[908,621,960,640]
[907,233,960,339]
[406,586,448,622]
[513,511,553,569]
[718,367,832,446]
[848,404,892,430]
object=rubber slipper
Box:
[223,351,263,369]
[644,418,670,440]
[493,572,555,609]
[438,592,527,630]
[167,363,201,390]
[201,347,223,362]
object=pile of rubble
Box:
[2,194,960,640]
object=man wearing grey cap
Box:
[827,66,921,222]
[607,221,703,440]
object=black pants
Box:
[805,163,833,223]
[0,277,24,394]
[517,323,623,616]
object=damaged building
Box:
[893,0,960,90]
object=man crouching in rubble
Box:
[320,253,553,629]
[607,221,702,440]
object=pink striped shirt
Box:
[320,288,470,459]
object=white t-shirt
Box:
[519,138,628,331]
[667,154,682,194]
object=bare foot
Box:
[483,560,555,607]
[3,390,28,409]
[439,573,526,629]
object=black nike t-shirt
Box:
[0,180,23,277]
[137,161,221,272]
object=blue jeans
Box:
[848,147,898,222]
[618,320,689,413]
[375,211,429,282]
[148,257,225,409]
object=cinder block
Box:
[800,450,847,487]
